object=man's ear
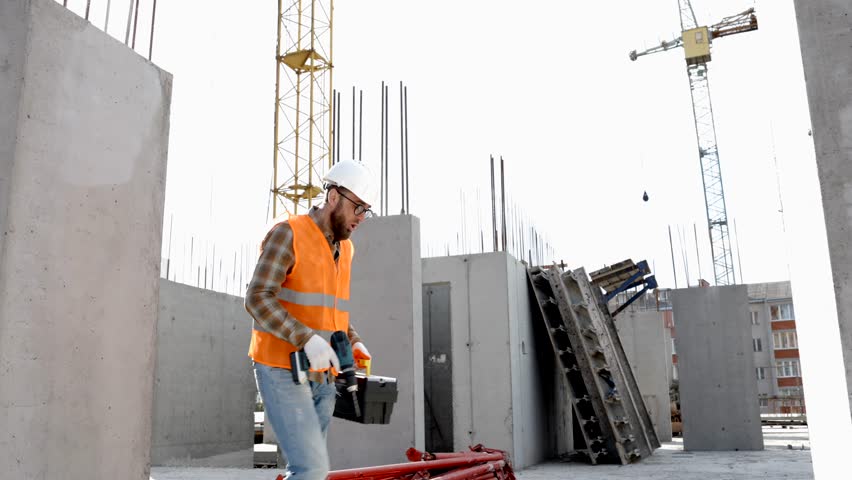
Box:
[326,187,339,206]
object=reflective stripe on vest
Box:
[276,287,350,312]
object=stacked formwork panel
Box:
[528,266,660,464]
[575,267,661,454]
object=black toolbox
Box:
[333,373,398,424]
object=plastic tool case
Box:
[333,374,398,424]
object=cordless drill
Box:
[330,331,361,419]
[289,332,362,418]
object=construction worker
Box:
[245,159,376,480]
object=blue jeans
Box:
[254,362,338,480]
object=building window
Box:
[770,303,795,321]
[756,367,766,380]
[759,398,769,407]
[750,311,759,325]
[753,338,763,352]
[780,387,803,397]
[773,331,798,350]
[776,360,800,378]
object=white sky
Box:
[59,1,852,471]
[66,0,812,292]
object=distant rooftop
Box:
[747,281,793,301]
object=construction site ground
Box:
[149,426,813,480]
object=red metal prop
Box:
[273,445,515,480]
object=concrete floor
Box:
[520,426,812,480]
[150,426,813,480]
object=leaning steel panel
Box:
[528,266,613,464]
[528,265,659,464]
[562,268,661,456]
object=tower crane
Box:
[272,0,335,217]
[629,3,757,286]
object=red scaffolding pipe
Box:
[326,453,505,480]
[406,448,489,462]
[430,460,505,480]
[274,446,514,480]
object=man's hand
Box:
[353,341,371,369]
[304,335,340,372]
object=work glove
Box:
[304,334,340,372]
[353,341,371,369]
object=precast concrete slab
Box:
[671,286,763,451]
[151,280,255,466]
[0,1,172,478]
[792,0,852,462]
[775,2,852,476]
[326,215,424,469]
[793,0,852,415]
[422,252,552,469]
[616,308,673,442]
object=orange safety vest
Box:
[248,214,353,370]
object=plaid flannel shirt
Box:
[245,208,363,348]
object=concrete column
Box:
[0,1,172,479]
[671,286,763,451]
[327,215,424,469]
[790,1,852,475]
[793,0,852,418]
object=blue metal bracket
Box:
[611,275,657,317]
[596,260,659,317]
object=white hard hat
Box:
[323,159,377,207]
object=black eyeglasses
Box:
[336,189,374,219]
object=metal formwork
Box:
[567,268,661,454]
[527,266,660,465]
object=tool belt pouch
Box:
[333,373,398,424]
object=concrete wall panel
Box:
[0,1,172,478]
[0,0,29,271]
[422,256,472,451]
[790,2,852,474]
[793,0,852,422]
[506,257,550,467]
[422,254,512,456]
[422,252,551,469]
[151,280,254,466]
[327,215,424,469]
[671,286,763,451]
[468,255,514,455]
[616,309,673,442]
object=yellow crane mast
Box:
[272,0,335,217]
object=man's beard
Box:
[330,202,350,241]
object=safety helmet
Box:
[323,159,377,207]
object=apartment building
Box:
[747,281,805,414]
